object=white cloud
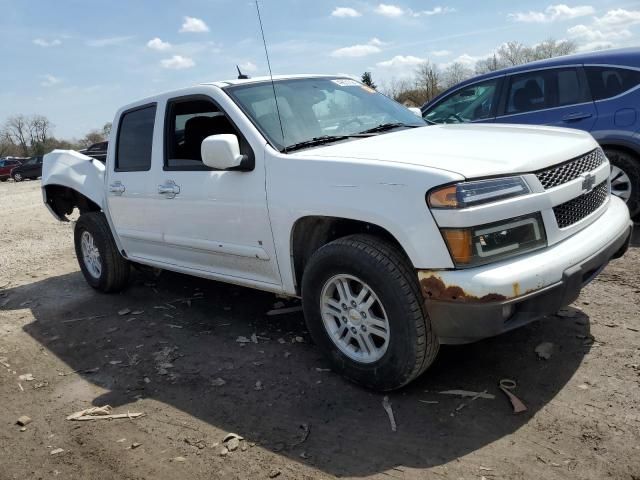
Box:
[86,36,132,47]
[576,41,615,52]
[413,7,456,17]
[430,49,451,57]
[161,55,195,69]
[331,7,361,18]
[376,55,425,68]
[510,4,595,23]
[180,16,209,33]
[33,38,61,47]
[568,24,632,42]
[331,38,385,57]
[147,37,171,51]
[41,74,61,87]
[375,4,404,17]
[594,8,640,28]
[238,61,257,72]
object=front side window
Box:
[585,66,640,101]
[424,79,499,124]
[116,104,156,171]
[226,77,424,151]
[164,97,250,170]
[505,68,585,115]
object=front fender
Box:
[42,150,105,208]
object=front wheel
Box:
[605,148,640,220]
[301,235,439,391]
[74,212,130,292]
[12,172,23,182]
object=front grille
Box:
[536,149,606,190]
[553,181,609,228]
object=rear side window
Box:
[116,104,156,171]
[505,68,584,115]
[585,66,640,101]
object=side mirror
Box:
[408,107,422,117]
[201,134,247,170]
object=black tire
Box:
[0,178,7,182]
[74,212,130,293]
[604,148,640,221]
[301,234,439,391]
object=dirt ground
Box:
[1,179,639,480]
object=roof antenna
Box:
[255,0,286,149]
[236,65,249,79]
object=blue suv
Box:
[421,47,640,220]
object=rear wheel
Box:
[301,234,439,391]
[605,148,640,220]
[74,212,130,292]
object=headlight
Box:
[429,177,530,209]
[440,213,547,267]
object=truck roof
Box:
[205,73,344,87]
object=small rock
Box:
[535,342,554,360]
[116,438,126,443]
[227,437,240,451]
[236,336,251,344]
[18,373,34,381]
[254,380,264,391]
[240,442,248,452]
[294,336,304,343]
[211,377,226,387]
[131,442,142,449]
[143,377,151,384]
[19,427,26,432]
[269,469,281,478]
[277,338,286,344]
[132,310,144,315]
[50,448,64,455]
[172,456,186,462]
[17,415,32,426]
[109,360,123,365]
[577,383,589,390]
[219,447,229,456]
[118,308,131,316]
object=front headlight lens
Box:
[441,213,547,267]
[429,177,530,209]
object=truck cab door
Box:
[105,103,159,259]
[142,93,281,288]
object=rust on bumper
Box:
[417,271,525,303]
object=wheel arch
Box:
[44,184,101,221]
[290,215,411,295]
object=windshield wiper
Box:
[356,122,423,135]
[283,135,367,152]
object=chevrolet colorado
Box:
[41,75,633,390]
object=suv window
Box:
[116,104,156,171]
[505,68,584,115]
[424,79,499,123]
[164,97,250,170]
[585,66,640,101]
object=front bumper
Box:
[419,196,633,344]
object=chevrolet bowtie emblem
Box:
[581,172,596,192]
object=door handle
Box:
[562,112,592,122]
[108,182,125,195]
[158,180,180,199]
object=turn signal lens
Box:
[428,185,459,208]
[442,229,472,264]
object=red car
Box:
[0,158,23,181]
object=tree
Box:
[442,62,473,89]
[79,130,106,148]
[102,122,112,138]
[4,115,31,156]
[361,72,377,89]
[532,38,577,60]
[415,61,441,102]
[475,54,504,74]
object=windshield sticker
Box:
[332,79,361,87]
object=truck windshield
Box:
[226,77,425,152]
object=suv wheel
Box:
[605,148,640,220]
[12,172,23,182]
[301,234,439,391]
[74,212,130,292]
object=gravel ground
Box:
[1,179,639,480]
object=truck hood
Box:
[294,123,598,178]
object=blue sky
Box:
[1,0,639,138]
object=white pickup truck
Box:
[42,74,633,390]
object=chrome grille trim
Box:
[553,181,609,228]
[536,149,606,190]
